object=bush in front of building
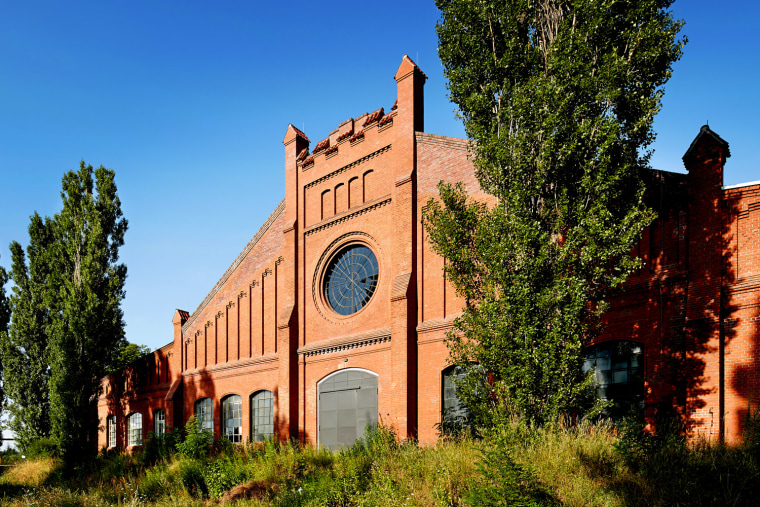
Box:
[175,416,212,460]
[139,428,183,466]
[24,437,59,459]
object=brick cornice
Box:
[304,196,391,237]
[303,145,391,187]
[297,328,391,357]
[182,354,278,377]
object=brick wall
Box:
[97,60,760,451]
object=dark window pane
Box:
[324,244,379,316]
[251,390,273,442]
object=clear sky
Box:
[1,1,758,353]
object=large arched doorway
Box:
[318,369,378,450]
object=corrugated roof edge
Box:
[182,199,286,334]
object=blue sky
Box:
[1,1,758,353]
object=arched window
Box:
[195,397,214,434]
[222,395,242,443]
[250,390,274,442]
[154,409,165,435]
[107,415,116,448]
[441,365,472,434]
[127,413,143,446]
[583,341,644,417]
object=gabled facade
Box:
[98,57,760,450]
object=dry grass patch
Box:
[1,457,59,488]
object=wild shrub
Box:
[212,435,236,457]
[140,428,182,466]
[176,416,212,459]
[137,462,183,501]
[613,412,685,469]
[94,451,137,484]
[178,458,208,499]
[203,457,248,498]
[743,403,760,457]
[25,437,59,459]
[467,429,557,507]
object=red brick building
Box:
[97,56,760,450]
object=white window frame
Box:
[222,395,243,443]
[154,409,165,435]
[107,415,116,448]
[127,412,143,446]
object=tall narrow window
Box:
[250,390,274,442]
[154,409,166,435]
[195,398,214,434]
[441,365,472,434]
[223,395,243,443]
[107,415,116,448]
[127,413,143,446]
[584,341,644,418]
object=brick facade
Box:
[97,57,760,450]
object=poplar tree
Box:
[0,260,9,409]
[46,162,128,462]
[1,216,54,451]
[425,0,684,425]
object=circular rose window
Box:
[323,244,379,316]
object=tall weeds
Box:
[2,420,760,506]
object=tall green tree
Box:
[0,215,54,451]
[0,258,10,410]
[46,162,128,463]
[425,0,684,425]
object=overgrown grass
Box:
[1,422,759,506]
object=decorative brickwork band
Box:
[304,197,391,237]
[303,145,391,186]
[297,328,392,357]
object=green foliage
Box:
[47,161,128,464]
[0,221,54,451]
[613,412,685,468]
[108,342,151,375]
[0,260,8,409]
[203,457,248,498]
[426,0,685,426]
[742,403,760,457]
[176,416,212,459]
[467,437,556,506]
[5,424,760,506]
[25,438,60,459]
[1,161,127,465]
[139,429,183,466]
[177,458,208,498]
[611,417,760,506]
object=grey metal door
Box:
[318,369,378,450]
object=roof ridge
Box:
[182,199,285,333]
